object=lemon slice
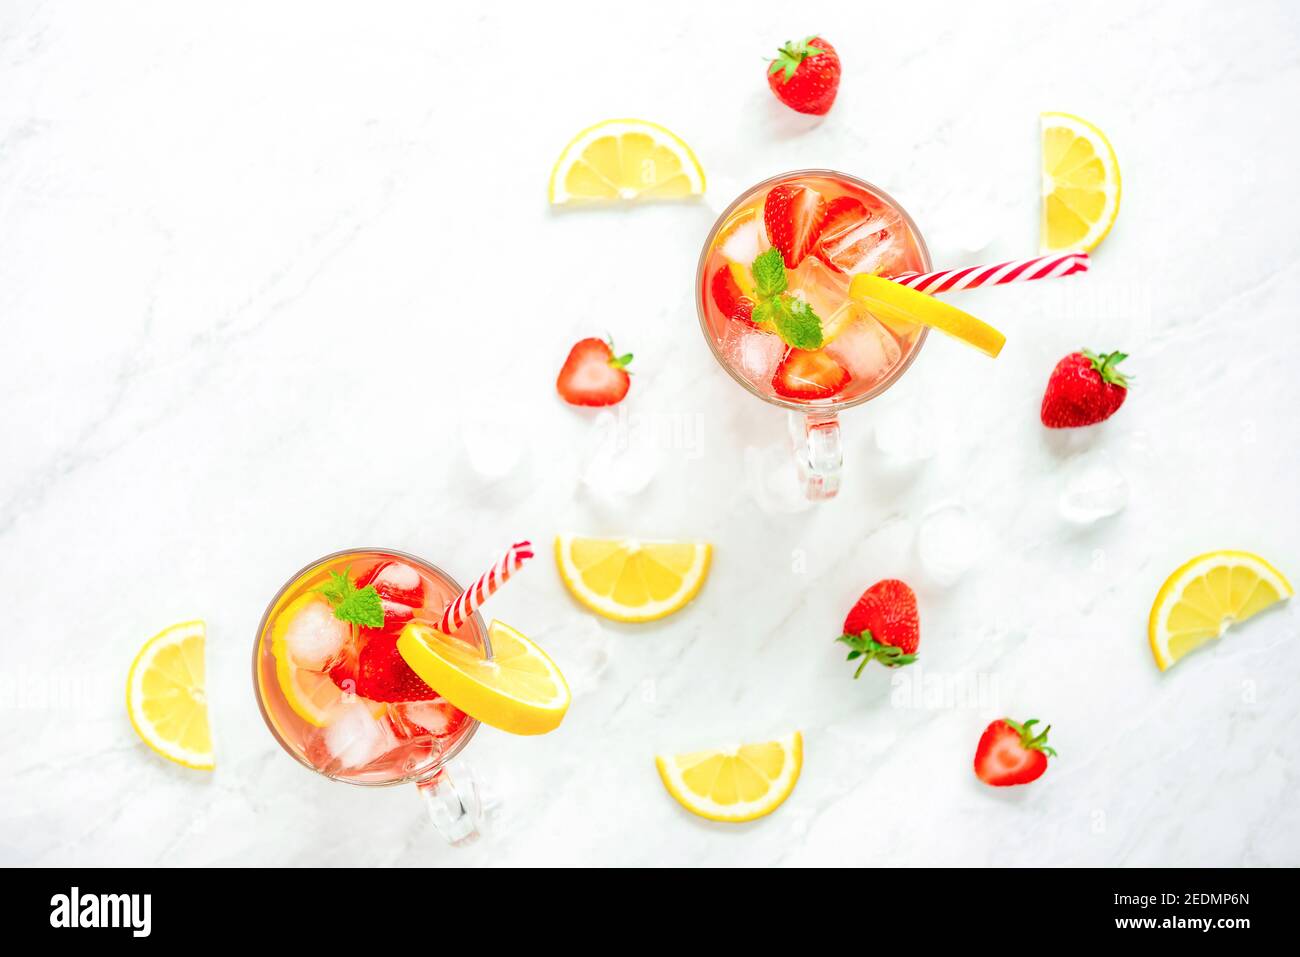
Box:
[656,731,802,823]
[126,620,214,770]
[1041,112,1121,253]
[555,535,711,622]
[849,273,1006,357]
[1149,551,1293,671]
[397,620,569,735]
[548,119,705,205]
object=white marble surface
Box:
[3,0,1299,867]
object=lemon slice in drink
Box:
[849,274,1006,358]
[555,535,712,622]
[1149,551,1292,671]
[1041,112,1121,253]
[656,731,802,823]
[397,620,569,735]
[126,620,214,770]
[549,119,706,204]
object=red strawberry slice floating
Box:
[837,578,920,674]
[974,718,1056,787]
[766,36,841,116]
[710,265,746,317]
[355,630,439,702]
[556,337,633,407]
[1040,349,1130,428]
[816,194,895,275]
[764,183,827,269]
[772,348,849,400]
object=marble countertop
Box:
[3,0,1299,867]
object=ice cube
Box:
[536,618,611,696]
[460,415,529,481]
[720,211,763,265]
[581,426,661,503]
[745,439,814,514]
[819,201,910,276]
[721,323,785,388]
[360,559,424,607]
[311,701,397,773]
[283,597,349,671]
[874,404,937,463]
[917,503,981,586]
[787,256,849,321]
[1058,451,1128,523]
[388,698,469,739]
[824,317,901,385]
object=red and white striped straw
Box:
[889,251,1089,295]
[438,540,534,635]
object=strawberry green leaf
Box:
[768,36,826,83]
[1081,349,1130,389]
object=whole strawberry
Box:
[1041,349,1130,428]
[767,36,840,116]
[836,578,919,675]
[556,337,633,407]
[974,718,1056,787]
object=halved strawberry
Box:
[974,718,1056,787]
[556,337,633,407]
[816,194,894,274]
[710,264,745,316]
[355,630,438,702]
[764,183,827,269]
[730,296,755,324]
[771,348,849,400]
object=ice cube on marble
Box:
[917,502,980,586]
[1058,450,1128,524]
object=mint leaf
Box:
[773,296,824,350]
[751,248,787,299]
[318,569,385,628]
[751,296,786,330]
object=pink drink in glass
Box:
[254,549,486,842]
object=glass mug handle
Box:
[789,411,843,500]
[416,758,481,846]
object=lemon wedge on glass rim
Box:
[397,620,570,735]
[549,119,705,204]
[1148,551,1292,671]
[656,731,803,823]
[849,273,1006,358]
[555,535,712,622]
[126,620,214,770]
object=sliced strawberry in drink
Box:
[710,264,745,316]
[355,630,439,702]
[730,296,755,324]
[772,348,851,400]
[816,195,910,276]
[357,560,425,607]
[764,183,827,268]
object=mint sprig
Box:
[748,249,824,350]
[319,568,384,628]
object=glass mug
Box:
[253,548,489,846]
[696,169,932,500]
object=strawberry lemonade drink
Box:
[254,549,486,843]
[697,170,931,499]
